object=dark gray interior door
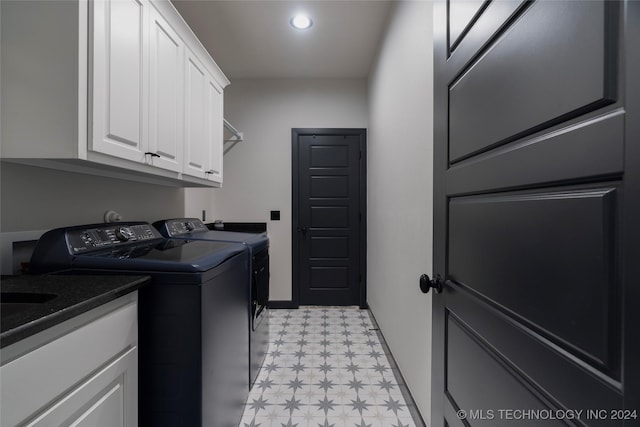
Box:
[432,1,640,426]
[292,128,366,307]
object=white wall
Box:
[0,162,185,232]
[367,1,434,423]
[184,187,215,222]
[214,78,368,301]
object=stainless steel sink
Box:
[1,292,57,317]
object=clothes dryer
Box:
[30,222,249,427]
[153,218,269,388]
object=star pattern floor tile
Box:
[240,307,422,427]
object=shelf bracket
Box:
[223,119,243,154]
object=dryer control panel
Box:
[156,218,209,237]
[67,223,162,254]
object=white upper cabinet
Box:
[0,0,229,187]
[91,0,148,163]
[207,79,224,183]
[183,50,225,183]
[184,49,209,178]
[148,2,184,172]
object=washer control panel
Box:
[67,223,162,254]
[160,218,209,237]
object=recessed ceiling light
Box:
[290,14,313,30]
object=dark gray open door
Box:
[431,1,640,426]
[292,128,366,307]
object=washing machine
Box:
[153,218,269,388]
[29,222,249,427]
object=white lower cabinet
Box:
[0,0,229,187]
[0,294,139,427]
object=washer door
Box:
[252,249,269,330]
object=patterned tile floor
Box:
[240,307,423,427]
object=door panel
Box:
[105,0,144,147]
[432,1,639,426]
[446,314,565,427]
[310,267,348,289]
[311,237,349,259]
[448,0,486,50]
[310,145,349,167]
[148,4,183,172]
[448,187,618,370]
[293,129,366,307]
[449,0,615,162]
[70,383,124,427]
[184,50,207,176]
[446,111,624,196]
[186,52,207,173]
[91,0,147,161]
[310,206,349,228]
[448,1,526,70]
[447,286,621,420]
[206,79,224,182]
[310,176,349,198]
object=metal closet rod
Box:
[223,119,243,143]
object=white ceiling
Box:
[171,0,394,80]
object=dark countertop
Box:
[1,274,150,348]
[206,221,267,233]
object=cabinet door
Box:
[1,297,138,427]
[206,79,224,183]
[183,49,210,178]
[91,0,148,162]
[148,4,183,172]
[25,347,137,427]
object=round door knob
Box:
[420,274,443,294]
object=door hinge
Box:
[359,212,362,222]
